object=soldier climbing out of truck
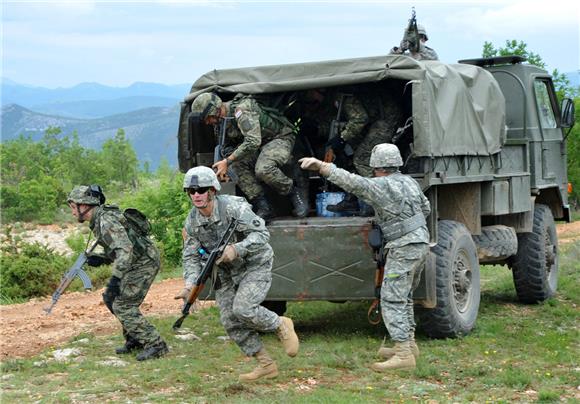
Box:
[300,143,431,371]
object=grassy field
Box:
[1,241,578,403]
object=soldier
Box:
[175,166,299,382]
[299,143,430,371]
[300,88,370,214]
[67,185,168,361]
[190,93,307,221]
[390,24,439,61]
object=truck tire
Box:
[472,225,518,263]
[509,204,558,303]
[261,300,287,316]
[419,220,481,338]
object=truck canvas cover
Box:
[184,55,506,157]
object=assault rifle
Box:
[214,117,238,182]
[44,242,98,314]
[367,224,385,325]
[324,93,354,163]
[172,219,239,330]
[402,7,420,54]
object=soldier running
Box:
[176,166,300,382]
[67,185,168,361]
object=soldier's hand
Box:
[212,159,228,180]
[299,157,323,171]
[216,244,237,265]
[174,287,192,303]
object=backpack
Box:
[123,208,151,237]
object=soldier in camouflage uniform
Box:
[176,166,299,382]
[299,143,430,371]
[67,185,168,361]
[390,24,439,61]
[190,93,307,220]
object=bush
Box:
[0,231,69,300]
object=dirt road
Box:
[1,221,579,360]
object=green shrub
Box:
[0,234,69,300]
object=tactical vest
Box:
[230,94,295,141]
[100,205,153,257]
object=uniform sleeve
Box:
[420,191,431,217]
[326,165,389,207]
[99,216,133,279]
[182,213,203,287]
[230,103,262,161]
[340,96,369,143]
[230,201,270,258]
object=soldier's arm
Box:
[100,217,133,279]
[230,105,262,161]
[326,165,388,206]
[229,201,270,258]
[340,96,369,143]
[182,214,203,287]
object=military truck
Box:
[177,55,575,338]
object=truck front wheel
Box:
[509,204,558,303]
[419,220,481,338]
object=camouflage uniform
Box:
[182,194,281,356]
[325,164,430,342]
[223,95,296,201]
[89,205,165,349]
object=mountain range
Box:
[1,79,191,168]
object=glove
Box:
[299,157,332,176]
[326,136,346,153]
[216,244,238,265]
[174,287,192,304]
[86,254,108,267]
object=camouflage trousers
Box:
[381,242,429,342]
[111,252,164,349]
[215,258,280,356]
[234,135,295,201]
[353,120,394,177]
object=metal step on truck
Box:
[177,54,576,338]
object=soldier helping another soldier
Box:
[190,93,307,221]
[299,143,430,371]
[67,185,168,361]
[177,166,299,382]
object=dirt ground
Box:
[1,221,579,360]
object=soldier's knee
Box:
[232,302,256,322]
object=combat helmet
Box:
[417,24,428,40]
[190,93,223,120]
[369,143,403,168]
[67,185,106,206]
[183,166,221,191]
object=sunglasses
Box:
[187,187,211,195]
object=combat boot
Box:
[378,338,419,360]
[288,186,308,218]
[251,196,274,222]
[327,193,359,215]
[115,338,143,355]
[239,348,279,382]
[371,341,416,372]
[136,340,168,361]
[276,316,299,357]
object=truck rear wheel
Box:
[509,204,558,303]
[419,220,481,338]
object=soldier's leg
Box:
[354,120,393,177]
[254,136,295,196]
[408,243,429,339]
[232,152,264,202]
[112,264,166,353]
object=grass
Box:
[1,242,579,403]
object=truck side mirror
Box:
[560,98,575,128]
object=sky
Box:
[1,0,579,88]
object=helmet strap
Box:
[76,204,95,223]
